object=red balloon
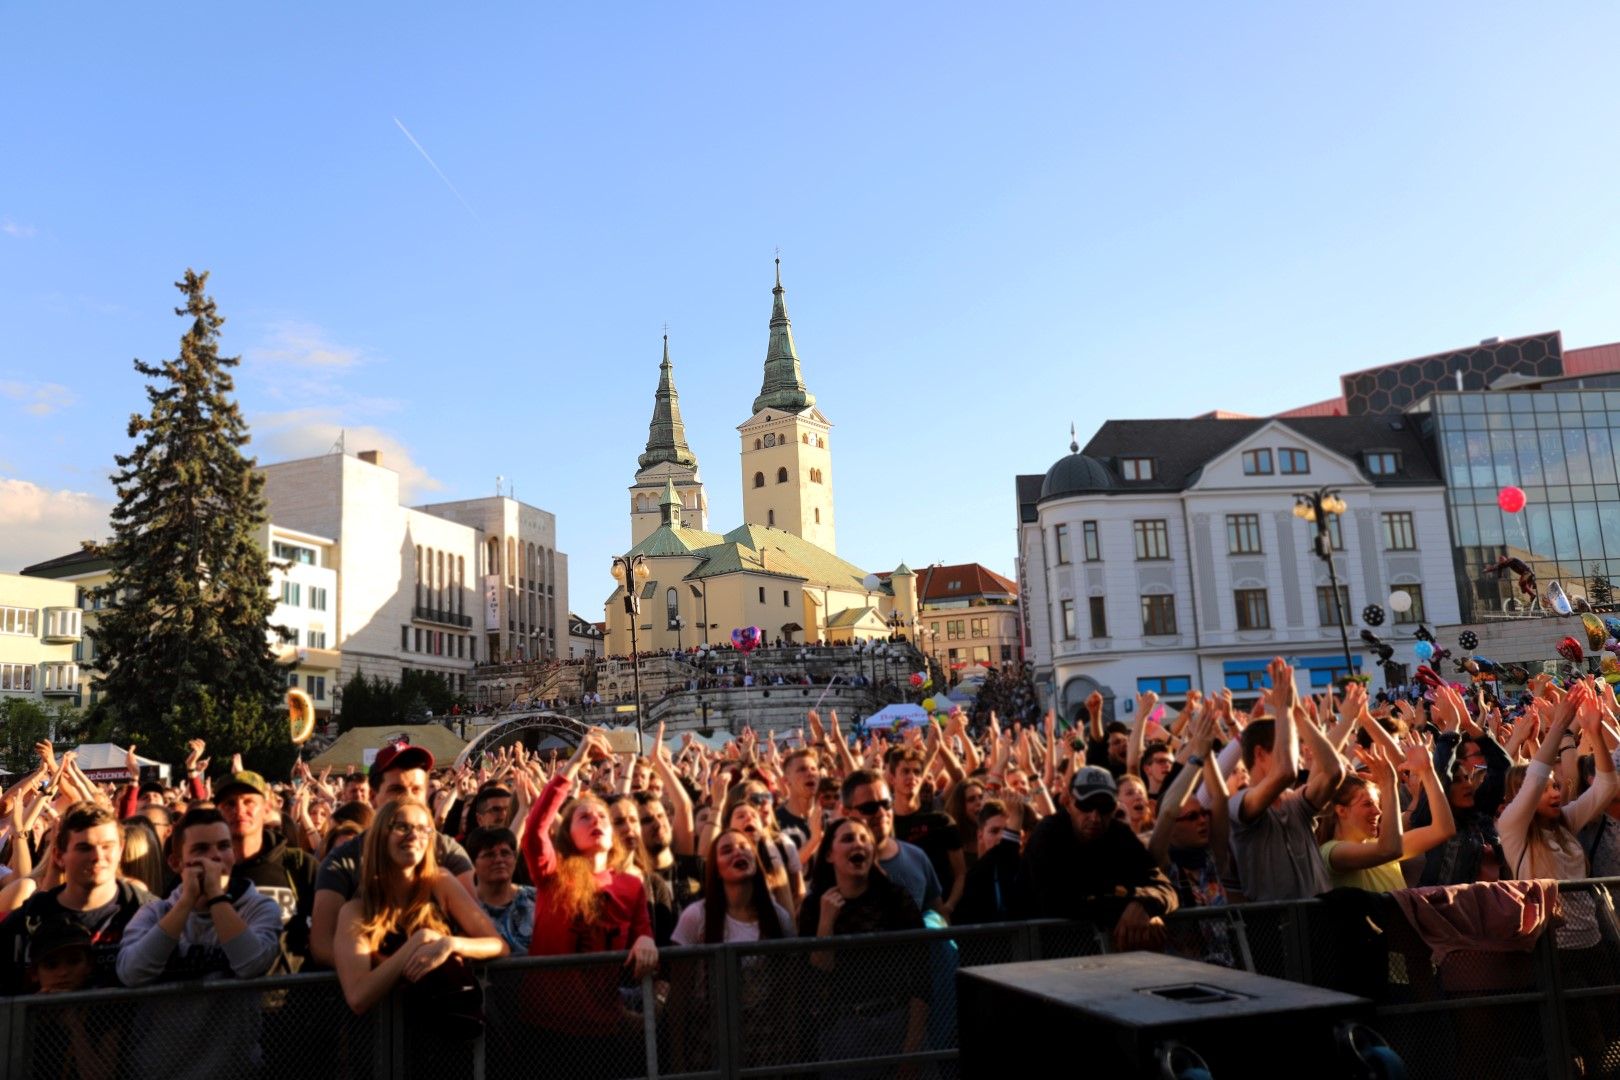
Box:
[1557,636,1584,664]
[1497,486,1527,513]
[909,672,924,687]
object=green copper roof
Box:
[891,562,915,577]
[639,336,700,470]
[626,521,727,558]
[751,260,816,415]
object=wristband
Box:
[1186,754,1205,768]
[205,894,232,908]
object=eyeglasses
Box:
[1074,797,1117,816]
[389,823,435,839]
[850,798,893,816]
[747,791,775,807]
[1176,809,1211,824]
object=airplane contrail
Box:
[392,116,482,223]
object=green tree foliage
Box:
[336,670,462,731]
[1589,564,1614,607]
[89,271,287,772]
[0,699,85,774]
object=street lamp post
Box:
[610,553,651,754]
[1293,486,1355,686]
[673,615,686,653]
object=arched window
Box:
[818,436,825,448]
[776,467,789,483]
[753,472,765,488]
[768,509,775,526]
[754,439,762,450]
[802,434,809,444]
[667,587,679,628]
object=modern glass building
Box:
[1415,373,1620,623]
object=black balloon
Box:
[1362,605,1385,627]
[1413,624,1435,643]
[1459,630,1478,651]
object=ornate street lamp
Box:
[610,553,651,754]
[1293,487,1355,685]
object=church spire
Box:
[639,334,699,469]
[751,258,816,415]
[659,478,682,526]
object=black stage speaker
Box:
[959,952,1381,1078]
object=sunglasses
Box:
[850,798,893,816]
[1075,796,1117,816]
[1176,809,1211,824]
[747,791,775,807]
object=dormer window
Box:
[1120,458,1155,481]
[1242,449,1273,476]
[1365,451,1400,476]
[1279,448,1310,475]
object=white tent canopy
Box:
[862,703,930,731]
[71,742,171,783]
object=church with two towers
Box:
[604,262,917,654]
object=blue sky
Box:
[4,4,1620,610]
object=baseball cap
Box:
[27,921,93,965]
[368,738,435,786]
[215,770,270,801]
[1068,766,1118,806]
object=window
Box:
[803,434,809,444]
[754,439,762,450]
[1060,600,1076,640]
[768,509,775,526]
[783,590,791,606]
[458,635,466,659]
[1121,458,1155,481]
[758,587,766,603]
[1393,585,1426,624]
[1089,596,1108,637]
[287,671,300,689]
[1141,595,1177,636]
[1325,513,1344,550]
[401,625,409,650]
[277,627,298,646]
[947,619,966,639]
[1133,520,1170,560]
[1279,448,1310,474]
[810,468,823,483]
[307,630,328,649]
[1365,452,1400,476]
[1382,511,1417,550]
[0,663,35,691]
[972,646,991,663]
[1235,589,1271,630]
[970,618,989,638]
[1054,524,1072,564]
[309,586,327,611]
[666,587,679,629]
[280,581,301,606]
[414,628,423,652]
[1082,521,1100,561]
[274,542,317,565]
[753,472,765,488]
[1137,675,1192,696]
[1242,449,1273,476]
[0,607,38,637]
[776,467,789,483]
[307,675,326,701]
[1316,585,1350,627]
[814,508,821,523]
[1226,514,1263,554]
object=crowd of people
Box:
[1,658,1617,1071]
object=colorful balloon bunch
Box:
[730,626,764,653]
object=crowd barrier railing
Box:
[6,880,1620,1079]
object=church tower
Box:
[739,260,836,551]
[631,335,708,545]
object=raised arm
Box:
[1298,703,1346,810]
[1399,734,1455,858]
[651,724,697,856]
[1237,659,1301,823]
[1324,749,1404,872]
[1148,706,1215,867]
[1125,691,1157,779]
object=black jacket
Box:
[954,834,1022,925]
[1014,815,1179,926]
[230,828,316,963]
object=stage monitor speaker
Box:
[959,952,1378,1077]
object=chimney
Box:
[358,450,381,466]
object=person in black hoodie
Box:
[218,770,317,969]
[1015,766,1178,950]
[953,798,1023,925]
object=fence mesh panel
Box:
[482,954,651,1080]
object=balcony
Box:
[40,661,79,695]
[412,606,472,629]
[42,607,82,643]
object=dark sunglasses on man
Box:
[1075,795,1116,817]
[851,798,893,816]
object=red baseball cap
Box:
[368,737,435,787]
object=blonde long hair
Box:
[356,799,450,952]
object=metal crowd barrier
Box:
[5,881,1620,1079]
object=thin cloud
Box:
[249,322,366,370]
[392,117,482,223]
[0,477,111,572]
[1,219,36,239]
[0,381,77,416]
[252,409,444,502]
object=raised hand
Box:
[185,739,205,769]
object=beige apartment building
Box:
[910,563,1023,675]
[0,572,83,705]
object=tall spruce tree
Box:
[91,270,287,769]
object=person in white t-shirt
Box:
[671,830,792,945]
